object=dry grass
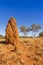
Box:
[0,37,43,65]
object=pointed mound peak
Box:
[8,17,16,23]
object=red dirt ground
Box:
[0,37,43,65]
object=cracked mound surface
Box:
[5,17,19,46]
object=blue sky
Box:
[0,0,43,36]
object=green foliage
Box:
[20,24,41,37]
[31,24,41,37]
[31,24,41,32]
[39,32,43,37]
[20,26,30,36]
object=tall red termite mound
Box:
[5,17,24,52]
[5,17,19,46]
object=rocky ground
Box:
[0,37,43,65]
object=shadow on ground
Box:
[0,41,6,44]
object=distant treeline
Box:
[0,31,43,39]
[0,35,5,39]
[20,24,43,37]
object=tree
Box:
[20,26,30,37]
[39,32,43,37]
[25,27,30,36]
[20,26,26,36]
[31,24,41,37]
[0,35,5,39]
